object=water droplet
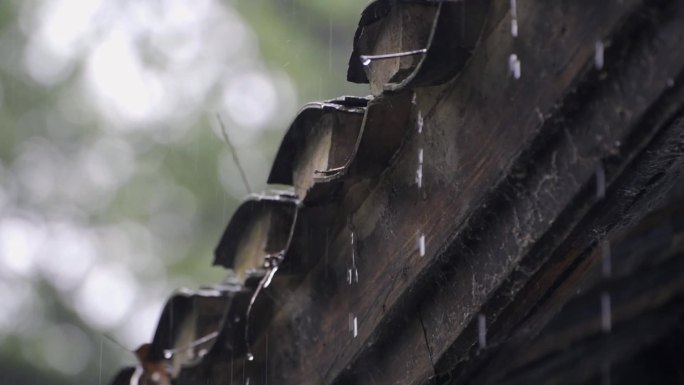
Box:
[164,351,173,359]
[601,241,611,278]
[362,58,372,66]
[510,0,518,37]
[418,234,426,257]
[247,353,254,361]
[509,54,521,79]
[416,148,424,188]
[595,40,605,70]
[666,78,675,88]
[417,111,424,133]
[353,317,358,338]
[477,314,487,349]
[511,20,518,38]
[596,166,606,199]
[601,292,612,333]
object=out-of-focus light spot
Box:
[0,280,37,334]
[14,136,61,204]
[23,35,74,86]
[81,136,137,191]
[85,29,166,126]
[223,71,278,129]
[0,214,46,278]
[75,264,137,329]
[39,223,96,292]
[41,323,93,375]
[34,0,104,58]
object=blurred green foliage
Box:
[0,0,367,383]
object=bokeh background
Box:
[0,0,368,383]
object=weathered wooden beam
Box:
[166,1,684,384]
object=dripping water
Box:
[510,0,518,37]
[595,40,605,70]
[416,149,424,189]
[477,314,487,349]
[418,233,425,257]
[509,54,521,79]
[596,165,606,199]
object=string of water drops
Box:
[509,0,521,80]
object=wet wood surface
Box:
[171,1,684,384]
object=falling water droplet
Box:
[164,351,173,359]
[416,148,424,188]
[595,40,605,70]
[477,314,487,349]
[509,54,521,79]
[601,241,611,278]
[353,317,358,338]
[362,58,372,66]
[511,19,519,38]
[601,292,612,333]
[417,111,424,133]
[596,166,606,199]
[247,353,255,361]
[510,0,518,17]
[418,234,426,257]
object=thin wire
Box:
[360,48,428,64]
[163,331,220,357]
[217,114,252,195]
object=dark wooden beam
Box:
[167,1,684,384]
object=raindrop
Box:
[595,40,605,70]
[247,353,254,361]
[510,0,518,38]
[353,317,358,338]
[477,314,487,349]
[362,58,372,66]
[418,234,426,257]
[417,110,424,133]
[347,226,358,285]
[601,241,611,278]
[601,292,611,333]
[416,148,424,189]
[509,54,521,79]
[511,20,519,38]
[596,166,606,199]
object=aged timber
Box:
[113,1,684,384]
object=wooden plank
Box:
[167,1,684,385]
